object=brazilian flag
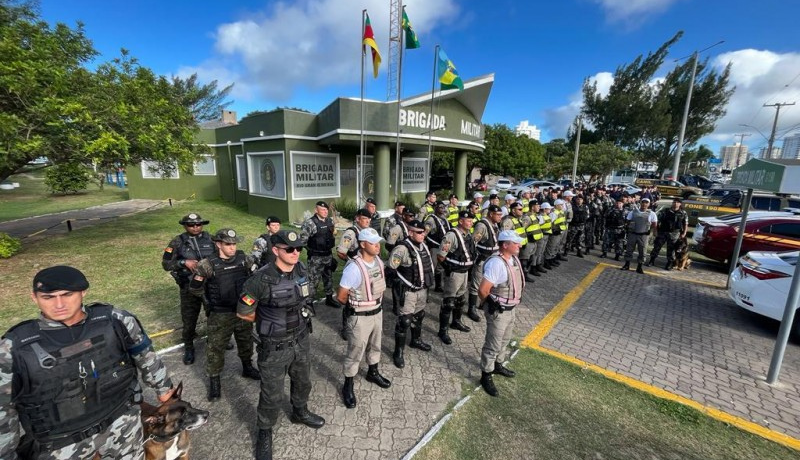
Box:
[402,8,420,49]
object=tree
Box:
[576,141,633,183]
[171,74,234,122]
[482,124,545,179]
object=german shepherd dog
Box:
[141,383,209,460]
[673,236,691,271]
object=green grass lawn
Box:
[415,348,799,460]
[0,166,129,222]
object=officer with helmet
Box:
[162,212,215,365]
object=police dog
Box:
[673,236,691,271]
[141,383,209,460]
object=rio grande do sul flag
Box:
[363,13,382,78]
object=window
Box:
[236,155,247,190]
[140,161,179,179]
[193,155,216,175]
[751,197,782,211]
[248,152,286,199]
[764,223,800,239]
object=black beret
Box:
[458,210,475,219]
[315,201,329,208]
[402,208,416,216]
[265,216,281,224]
[673,197,683,203]
[407,219,425,231]
[33,266,89,293]
[510,202,523,210]
[449,194,458,200]
[270,230,303,248]
[488,194,499,200]
[366,197,376,204]
[355,208,372,218]
[426,190,437,197]
[487,204,502,213]
[394,201,405,207]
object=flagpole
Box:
[359,9,366,206]
[427,44,438,196]
[394,6,406,200]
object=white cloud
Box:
[196,0,458,101]
[593,0,681,25]
[542,72,613,139]
[174,64,256,102]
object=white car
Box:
[494,178,513,191]
[508,179,537,196]
[729,250,800,336]
[606,182,641,195]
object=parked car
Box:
[605,182,642,195]
[508,179,537,196]
[469,179,488,192]
[679,174,722,191]
[634,178,703,199]
[729,250,800,337]
[693,213,800,263]
[494,178,513,191]
[682,187,800,227]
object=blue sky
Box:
[40,0,800,157]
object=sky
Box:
[39,0,800,159]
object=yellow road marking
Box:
[150,328,179,339]
[521,262,800,451]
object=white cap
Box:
[540,202,552,210]
[473,192,484,199]
[489,189,498,195]
[497,230,525,244]
[554,199,565,206]
[357,228,384,244]
[641,197,651,202]
[563,190,574,197]
[504,194,516,201]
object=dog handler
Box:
[0,265,176,459]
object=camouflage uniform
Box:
[301,215,337,298]
[251,233,276,267]
[0,306,173,460]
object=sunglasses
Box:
[185,223,203,227]
[277,246,303,254]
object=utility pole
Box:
[731,132,751,168]
[765,102,795,158]
[571,116,582,184]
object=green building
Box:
[127,75,494,222]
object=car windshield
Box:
[778,252,800,266]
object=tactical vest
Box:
[257,233,276,266]
[396,240,435,290]
[345,227,360,259]
[539,213,553,234]
[347,256,387,312]
[5,304,138,446]
[307,215,335,257]
[475,219,499,257]
[425,215,448,249]
[419,202,435,220]
[488,255,526,308]
[502,216,528,247]
[370,213,382,233]
[572,204,589,225]
[255,262,311,337]
[175,232,215,282]
[553,210,567,232]
[605,208,627,229]
[658,209,687,233]
[446,205,460,228]
[206,251,250,313]
[443,228,475,273]
[631,209,654,234]
[525,216,544,241]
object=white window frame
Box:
[247,151,287,200]
[193,155,217,176]
[289,151,341,200]
[236,155,247,191]
[140,160,179,179]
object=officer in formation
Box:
[386,208,415,251]
[237,230,325,460]
[585,190,602,253]
[647,197,688,269]
[483,193,500,211]
[190,228,260,402]
[500,202,533,278]
[338,228,392,409]
[365,198,382,233]
[437,210,476,345]
[544,200,567,269]
[601,197,628,260]
[501,194,516,216]
[559,191,574,257]
[446,194,460,227]
[468,204,503,323]
[566,194,589,258]
[336,208,374,339]
[162,212,215,365]
[301,201,338,308]
[417,191,437,221]
[621,197,658,274]
[388,220,435,368]
[472,192,484,211]
[424,201,450,292]
[530,201,553,275]
[467,199,482,222]
[383,201,406,241]
[477,230,526,397]
[251,216,282,267]
[523,200,545,281]
[1,266,176,459]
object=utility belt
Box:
[33,398,134,451]
[484,296,516,315]
[257,327,309,352]
[346,305,382,316]
[307,249,332,258]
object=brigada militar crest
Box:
[261,159,276,191]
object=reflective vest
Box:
[446,205,460,228]
[396,240,435,290]
[443,228,475,273]
[502,216,528,247]
[419,202,435,220]
[553,210,567,232]
[488,255,526,308]
[539,213,552,234]
[347,255,386,312]
[525,216,544,241]
[425,215,448,249]
[206,251,250,313]
[475,219,499,257]
[5,304,138,446]
[307,215,335,257]
[521,198,530,213]
[255,262,311,337]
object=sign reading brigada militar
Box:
[401,158,427,193]
[291,151,340,199]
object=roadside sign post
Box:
[726,187,752,289]
[767,260,800,384]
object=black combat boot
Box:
[325,294,340,308]
[493,362,516,378]
[409,317,432,351]
[290,405,326,429]
[576,249,584,258]
[600,251,607,258]
[558,253,568,261]
[365,364,392,388]
[614,254,621,261]
[481,372,499,397]
[255,428,273,460]
[183,345,195,365]
[208,376,221,402]
[242,359,260,380]
[450,306,471,332]
[466,294,481,322]
[665,260,673,271]
[551,257,561,267]
[620,261,630,271]
[525,263,540,282]
[543,259,552,269]
[342,377,356,408]
[646,255,656,267]
[537,264,548,273]
[434,273,443,292]
[636,263,644,274]
[393,332,406,369]
[438,300,453,345]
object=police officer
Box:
[501,202,532,277]
[252,216,282,267]
[190,228,260,402]
[336,209,373,339]
[388,220,435,368]
[446,194,460,228]
[501,194,516,217]
[0,266,176,459]
[647,197,688,269]
[437,211,476,344]
[560,191,574,256]
[483,193,500,211]
[601,197,627,261]
[301,201,338,308]
[365,197,382,233]
[621,197,658,274]
[386,208,415,251]
[473,192,484,210]
[338,228,392,409]
[162,212,215,365]
[478,231,526,397]
[523,201,545,281]
[544,200,567,268]
[469,204,502,323]
[467,199,483,222]
[237,230,325,460]
[566,194,589,257]
[424,201,450,292]
[417,191,437,221]
[532,202,553,274]
[585,191,602,253]
[383,201,406,241]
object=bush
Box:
[398,193,420,215]
[332,197,358,221]
[0,233,22,259]
[44,162,92,194]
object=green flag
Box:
[402,8,420,49]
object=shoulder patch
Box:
[241,294,256,306]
